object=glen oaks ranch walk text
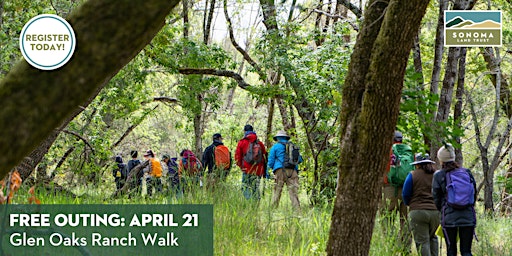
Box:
[8,213,199,247]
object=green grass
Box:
[7,175,512,256]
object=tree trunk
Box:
[276,98,293,131]
[194,111,204,159]
[327,0,429,254]
[481,47,512,118]
[431,47,460,162]
[265,99,275,148]
[454,48,466,165]
[183,0,189,39]
[0,0,4,30]
[203,0,216,45]
[430,0,447,97]
[426,0,447,151]
[13,90,104,181]
[0,0,180,178]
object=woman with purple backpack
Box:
[432,143,477,256]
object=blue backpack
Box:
[445,168,475,209]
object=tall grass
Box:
[9,175,512,256]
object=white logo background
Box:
[19,14,76,70]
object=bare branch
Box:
[111,160,149,197]
[313,9,359,31]
[223,0,263,74]
[178,68,251,89]
[336,0,362,19]
[111,105,159,150]
[62,130,95,154]
[153,96,178,104]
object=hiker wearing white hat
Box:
[267,130,302,210]
[432,143,477,256]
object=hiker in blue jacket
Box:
[432,143,477,256]
[267,130,302,210]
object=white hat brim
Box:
[410,159,435,165]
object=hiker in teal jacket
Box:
[267,130,302,210]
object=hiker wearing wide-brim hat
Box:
[273,130,290,141]
[410,153,436,165]
[267,130,302,210]
[402,152,440,256]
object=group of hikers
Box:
[113,127,477,255]
[112,124,303,209]
[384,131,477,256]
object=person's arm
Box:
[468,169,477,203]
[432,171,443,211]
[267,145,276,171]
[202,145,212,173]
[402,173,413,205]
[228,151,233,171]
[235,140,245,168]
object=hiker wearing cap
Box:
[143,150,163,196]
[267,130,302,209]
[235,124,267,200]
[432,143,477,256]
[381,130,413,251]
[202,133,232,188]
[127,150,142,192]
[162,154,182,199]
[402,153,440,256]
[113,155,128,190]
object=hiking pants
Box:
[272,168,300,209]
[445,226,474,256]
[114,177,124,190]
[146,177,162,196]
[409,210,440,256]
[242,173,261,200]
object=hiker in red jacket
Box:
[235,124,267,200]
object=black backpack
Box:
[280,142,300,169]
[116,163,128,179]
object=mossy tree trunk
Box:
[326,0,429,254]
[0,0,180,178]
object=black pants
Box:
[445,226,474,256]
[115,178,125,190]
[146,177,162,196]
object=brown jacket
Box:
[406,169,437,211]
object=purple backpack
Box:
[445,168,475,209]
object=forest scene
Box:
[1,0,512,255]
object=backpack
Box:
[149,158,163,178]
[182,150,202,175]
[214,145,231,170]
[280,142,300,169]
[388,143,414,187]
[114,163,128,179]
[243,140,263,165]
[445,168,475,209]
[167,158,180,186]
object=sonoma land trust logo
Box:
[445,10,502,47]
